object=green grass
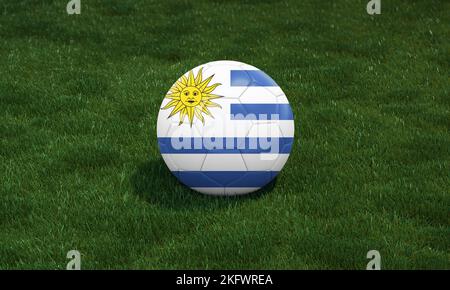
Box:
[0,0,449,269]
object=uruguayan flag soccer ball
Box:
[157,60,294,195]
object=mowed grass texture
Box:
[0,0,449,269]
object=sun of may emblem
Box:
[162,68,223,127]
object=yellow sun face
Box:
[180,87,202,107]
[162,67,222,127]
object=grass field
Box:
[0,0,449,269]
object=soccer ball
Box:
[156,60,294,195]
